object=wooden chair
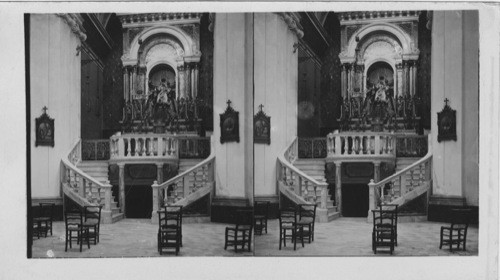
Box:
[157,208,182,255]
[279,207,304,250]
[378,204,398,246]
[161,205,183,246]
[372,208,397,254]
[33,203,55,238]
[65,209,90,252]
[297,204,316,243]
[83,205,102,245]
[224,209,254,252]
[254,201,270,235]
[439,208,472,251]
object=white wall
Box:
[213,14,254,200]
[254,13,298,198]
[431,11,479,205]
[30,14,81,199]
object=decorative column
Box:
[396,63,403,97]
[118,163,126,216]
[193,64,199,99]
[138,66,147,95]
[341,64,348,98]
[185,63,192,99]
[403,61,410,96]
[334,162,342,214]
[347,64,352,95]
[412,60,417,96]
[123,66,130,101]
[132,66,137,95]
[178,65,185,99]
[151,181,160,223]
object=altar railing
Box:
[109,133,178,162]
[326,132,396,160]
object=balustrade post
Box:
[118,137,125,158]
[374,135,380,155]
[335,135,342,156]
[103,180,112,211]
[320,183,327,209]
[335,162,342,213]
[151,181,160,223]
[79,176,85,197]
[118,163,126,215]
[367,179,377,222]
[156,163,164,184]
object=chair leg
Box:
[293,229,296,251]
[65,230,68,252]
[301,228,305,247]
[279,230,282,250]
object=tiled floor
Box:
[31,218,478,258]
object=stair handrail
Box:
[151,135,215,213]
[60,138,113,211]
[277,137,328,209]
[368,133,433,210]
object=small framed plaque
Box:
[254,104,271,145]
[437,98,457,142]
[220,100,239,144]
[35,106,55,147]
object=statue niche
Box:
[362,62,396,131]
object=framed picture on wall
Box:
[254,104,270,145]
[35,107,55,147]
[220,100,239,144]
[437,98,457,142]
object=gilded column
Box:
[192,64,198,99]
[132,66,137,96]
[123,66,129,101]
[396,63,403,97]
[138,66,147,95]
[178,65,185,99]
[341,64,348,98]
[185,63,192,99]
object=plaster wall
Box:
[254,13,298,197]
[213,13,254,200]
[431,11,479,205]
[30,14,82,198]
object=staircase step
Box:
[182,215,211,224]
[111,212,124,223]
[327,211,341,222]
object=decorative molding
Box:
[56,13,87,42]
[426,11,433,30]
[118,13,202,28]
[277,12,304,39]
[208,13,215,32]
[337,11,421,25]
[254,195,279,203]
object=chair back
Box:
[254,201,270,218]
[84,205,102,225]
[372,209,396,228]
[298,204,316,221]
[65,209,83,228]
[158,206,183,229]
[279,207,297,228]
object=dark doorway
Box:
[341,184,369,217]
[125,185,152,218]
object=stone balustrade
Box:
[326,131,396,161]
[277,137,329,219]
[109,133,178,163]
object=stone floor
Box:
[31,218,478,258]
[255,218,478,256]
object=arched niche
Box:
[148,63,176,90]
[124,25,199,66]
[340,22,417,63]
[366,61,395,89]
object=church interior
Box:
[24,9,491,264]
